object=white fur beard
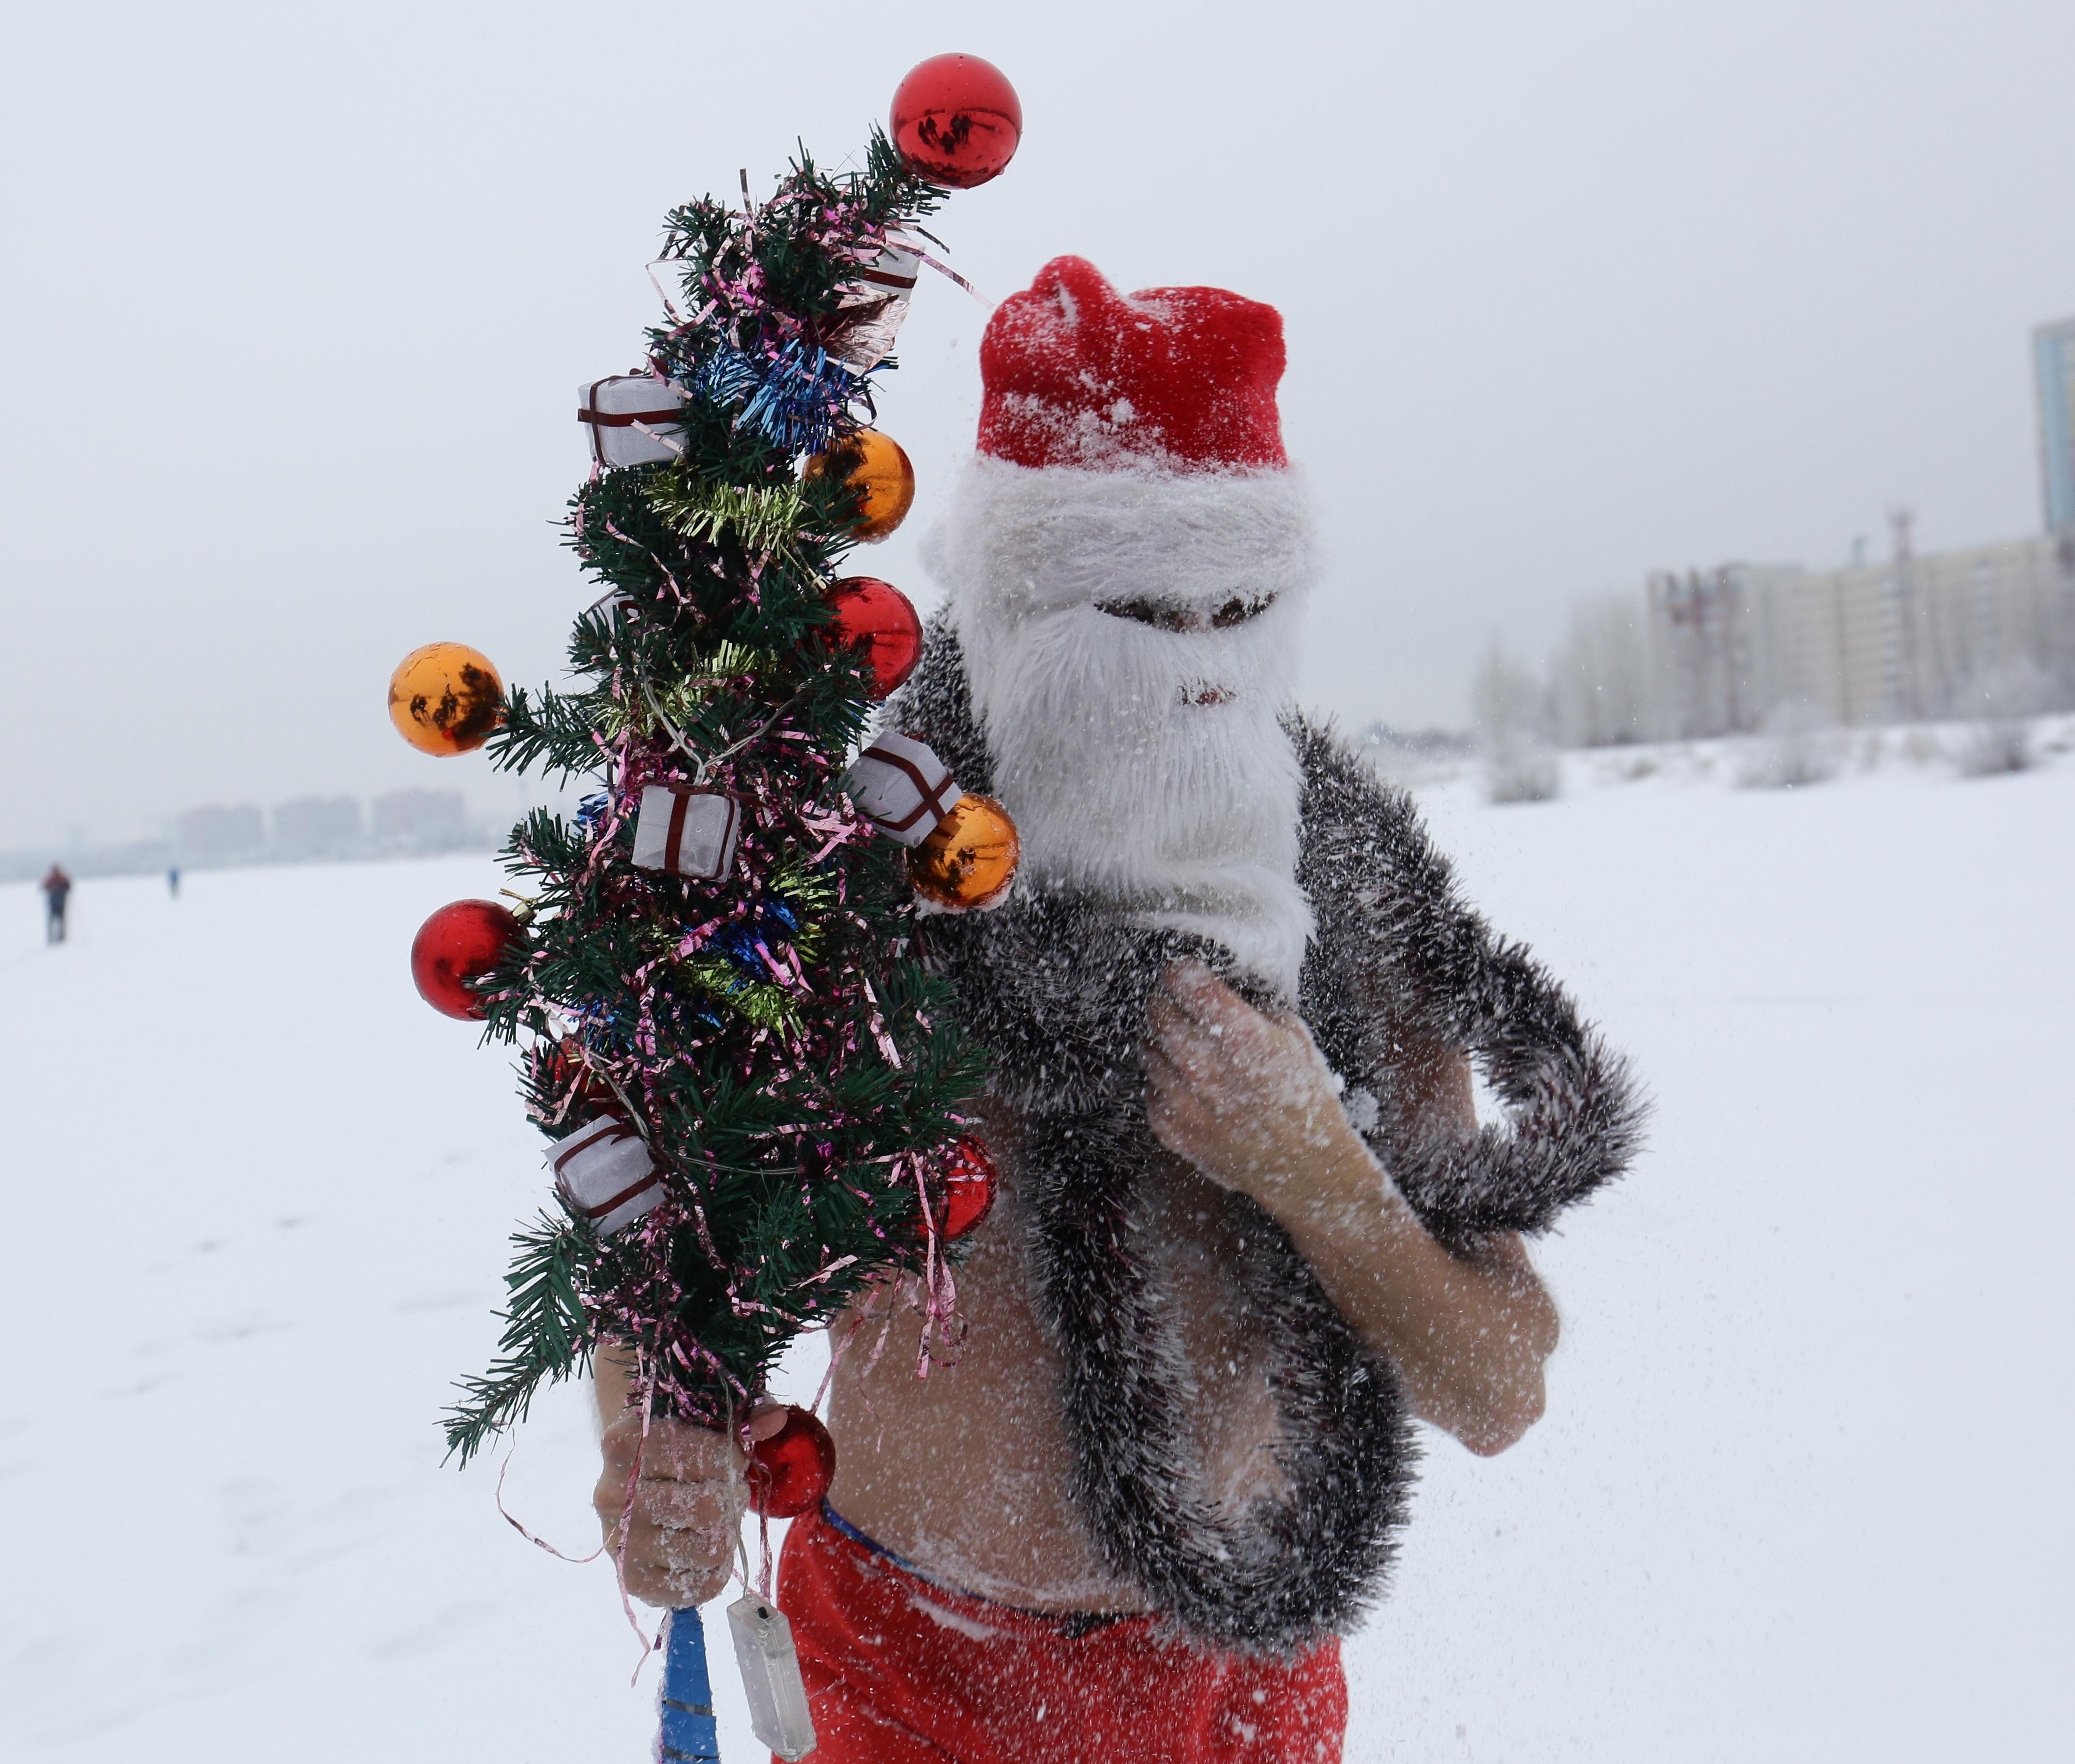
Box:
[928,459,1320,1000]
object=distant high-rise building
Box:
[1628,533,2075,740]
[272,795,362,858]
[177,804,266,864]
[371,789,478,853]
[2036,317,2075,534]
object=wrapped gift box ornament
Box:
[824,243,922,374]
[550,1116,663,1235]
[577,375,688,469]
[631,785,741,881]
[843,733,959,846]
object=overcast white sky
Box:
[4,0,2072,849]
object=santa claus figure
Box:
[594,256,1643,1764]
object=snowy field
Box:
[4,736,2072,1763]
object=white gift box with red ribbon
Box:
[843,733,958,847]
[551,1116,663,1236]
[577,375,688,469]
[631,785,741,881]
[825,244,921,374]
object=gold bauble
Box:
[804,429,916,542]
[909,794,1020,911]
[388,642,505,756]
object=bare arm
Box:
[1145,962,1559,1455]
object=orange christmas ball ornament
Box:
[388,642,505,756]
[890,54,1022,189]
[803,430,916,542]
[908,793,1019,911]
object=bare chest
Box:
[823,1132,1285,1612]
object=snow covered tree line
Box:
[1473,528,2075,790]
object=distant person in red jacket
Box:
[41,865,72,944]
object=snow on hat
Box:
[976,255,1289,473]
[927,257,1318,623]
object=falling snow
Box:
[3,739,2070,1762]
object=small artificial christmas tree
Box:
[440,119,991,1459]
[391,53,1024,1757]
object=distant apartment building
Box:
[176,803,266,864]
[370,789,477,853]
[1630,534,2075,740]
[1568,319,2075,745]
[2036,318,2075,534]
[272,795,362,859]
[8,788,499,882]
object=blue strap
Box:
[659,1607,720,1763]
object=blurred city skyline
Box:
[4,0,2073,849]
[0,787,509,882]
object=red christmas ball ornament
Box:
[937,1137,998,1240]
[825,577,923,699]
[745,1405,836,1520]
[411,899,521,1021]
[890,54,1022,189]
[541,1036,618,1110]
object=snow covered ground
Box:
[4,735,2071,1763]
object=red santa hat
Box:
[926,257,1319,624]
[975,255,1290,473]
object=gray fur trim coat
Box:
[890,622,1645,1653]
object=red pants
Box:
[776,1506,1346,1764]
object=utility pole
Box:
[1889,503,1919,718]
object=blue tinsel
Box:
[686,338,877,455]
[571,999,641,1056]
[709,895,801,980]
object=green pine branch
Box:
[444,1213,598,1464]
